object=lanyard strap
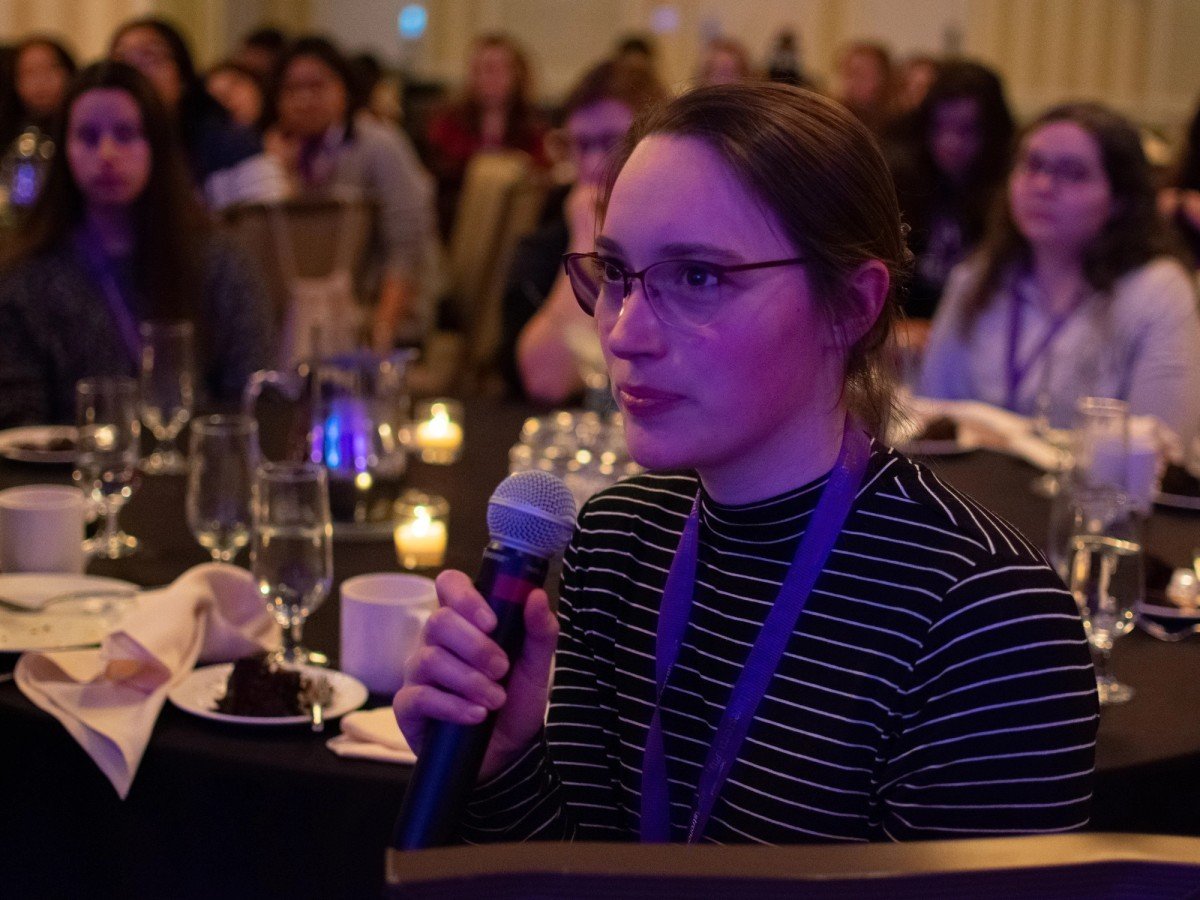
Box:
[639,420,871,843]
[1004,283,1086,411]
[74,232,142,369]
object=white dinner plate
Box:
[0,573,139,652]
[889,418,983,458]
[1139,600,1200,621]
[168,662,368,726]
[900,437,980,458]
[1155,491,1200,512]
[0,426,78,464]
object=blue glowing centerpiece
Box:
[244,349,415,527]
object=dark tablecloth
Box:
[2,408,1198,899]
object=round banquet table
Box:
[1,400,1199,900]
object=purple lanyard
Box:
[74,232,142,368]
[1004,285,1085,411]
[639,420,871,843]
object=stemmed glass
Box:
[139,320,195,475]
[1064,488,1142,706]
[1030,359,1073,498]
[75,376,141,559]
[251,462,333,665]
[186,415,259,563]
[564,319,614,415]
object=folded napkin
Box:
[327,706,416,764]
[15,563,279,798]
[898,395,1063,470]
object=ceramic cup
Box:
[0,485,87,574]
[339,573,438,695]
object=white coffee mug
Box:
[0,485,87,574]
[340,573,437,695]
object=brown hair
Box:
[601,82,912,434]
[960,102,1182,333]
[560,56,666,122]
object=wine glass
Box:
[251,462,333,666]
[75,376,141,559]
[186,415,259,563]
[1065,488,1142,706]
[564,319,614,415]
[139,320,195,475]
[1072,397,1130,494]
[1029,354,1074,498]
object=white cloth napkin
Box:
[327,706,416,764]
[895,395,1063,469]
[15,563,279,798]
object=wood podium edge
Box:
[386,833,1200,885]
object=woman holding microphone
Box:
[395,82,1097,844]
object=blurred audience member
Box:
[765,29,812,88]
[510,57,666,403]
[422,33,550,238]
[0,36,76,148]
[1158,96,1200,266]
[0,62,272,427]
[111,16,282,209]
[894,54,940,115]
[0,37,76,208]
[350,52,403,125]
[237,26,289,81]
[206,60,265,130]
[922,103,1200,443]
[834,41,894,134]
[264,36,437,350]
[613,34,657,73]
[892,61,1014,318]
[699,38,754,87]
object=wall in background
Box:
[2,0,1198,135]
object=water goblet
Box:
[251,462,333,666]
[139,320,195,475]
[186,415,259,564]
[1030,386,1073,498]
[1065,488,1142,706]
[1072,396,1130,494]
[75,376,141,559]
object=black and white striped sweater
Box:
[462,444,1099,844]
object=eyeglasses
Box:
[563,252,806,328]
[1013,150,1102,187]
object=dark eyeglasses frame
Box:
[562,252,808,320]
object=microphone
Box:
[391,470,577,850]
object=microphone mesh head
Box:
[487,470,578,558]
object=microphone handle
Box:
[391,543,550,850]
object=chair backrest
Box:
[221,198,376,363]
[444,151,548,383]
[221,198,375,325]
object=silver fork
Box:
[0,590,136,615]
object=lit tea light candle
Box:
[394,491,449,569]
[412,399,464,464]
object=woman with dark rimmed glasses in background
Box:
[396,82,1098,844]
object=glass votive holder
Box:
[412,399,464,465]
[393,490,449,570]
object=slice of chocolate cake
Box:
[216,654,307,717]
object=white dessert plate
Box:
[0,574,138,652]
[168,662,368,726]
[0,426,78,464]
